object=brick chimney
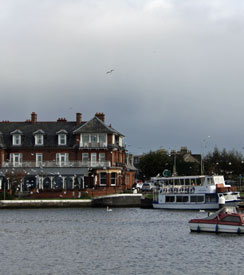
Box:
[76,113,82,125]
[31,112,37,123]
[95,112,105,122]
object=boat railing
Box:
[160,185,196,194]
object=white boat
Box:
[152,175,240,210]
[189,206,244,233]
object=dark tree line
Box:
[137,147,244,181]
[138,151,200,180]
[204,147,243,180]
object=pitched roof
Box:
[73,116,124,136]
[0,121,82,148]
[0,116,124,148]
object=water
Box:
[0,208,243,275]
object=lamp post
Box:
[228,162,232,181]
[168,148,177,176]
[3,179,5,200]
[215,162,219,175]
[240,160,244,192]
[173,153,177,176]
[201,136,211,175]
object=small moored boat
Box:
[189,206,244,234]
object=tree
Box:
[138,151,171,180]
[204,147,243,179]
[176,155,200,176]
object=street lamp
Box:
[168,148,177,176]
[201,136,211,175]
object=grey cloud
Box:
[1,0,244,155]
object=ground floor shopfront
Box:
[0,166,135,198]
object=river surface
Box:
[0,207,243,275]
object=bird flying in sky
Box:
[106,69,114,74]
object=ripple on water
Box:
[0,208,243,275]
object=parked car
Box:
[136,181,143,191]
[142,182,155,191]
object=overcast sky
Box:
[1,0,244,155]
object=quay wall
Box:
[0,194,142,208]
[0,199,92,208]
[92,193,142,207]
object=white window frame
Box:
[111,172,117,186]
[80,133,107,147]
[80,134,89,147]
[98,134,107,147]
[82,153,89,164]
[13,134,21,145]
[91,134,97,147]
[56,153,69,166]
[35,134,44,146]
[91,153,97,166]
[99,153,105,163]
[119,136,123,147]
[10,153,23,167]
[100,172,107,186]
[58,134,67,145]
[36,153,43,167]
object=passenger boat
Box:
[189,206,244,233]
[152,175,240,210]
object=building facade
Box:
[0,112,136,197]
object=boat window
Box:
[196,178,201,185]
[190,196,204,203]
[185,179,190,186]
[166,196,175,202]
[207,178,214,185]
[206,194,217,203]
[176,196,188,202]
[221,216,241,223]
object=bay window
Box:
[80,133,107,148]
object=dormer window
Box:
[35,134,43,145]
[11,130,23,146]
[33,129,45,146]
[13,134,21,145]
[57,129,68,146]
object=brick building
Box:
[0,112,136,197]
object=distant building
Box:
[0,112,136,197]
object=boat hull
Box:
[189,222,244,234]
[153,203,219,210]
[152,199,240,210]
